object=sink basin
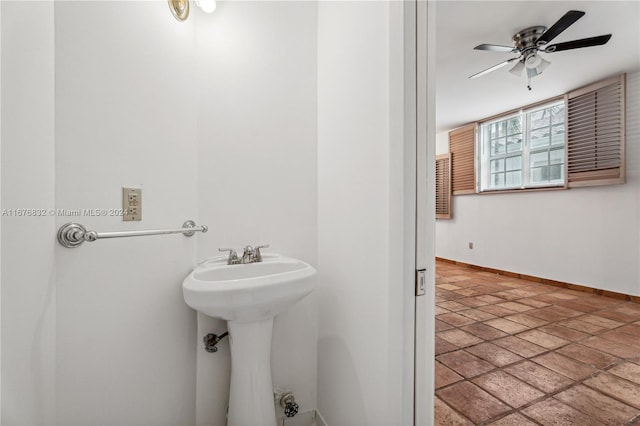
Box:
[183,253,316,322]
[182,253,316,426]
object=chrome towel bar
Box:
[57,220,208,248]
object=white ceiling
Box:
[435,0,640,133]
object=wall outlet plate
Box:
[123,187,142,221]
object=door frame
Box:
[414,1,436,424]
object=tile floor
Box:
[434,260,640,426]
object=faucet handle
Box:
[254,244,270,262]
[218,248,239,265]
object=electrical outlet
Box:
[468,242,474,249]
[123,187,142,221]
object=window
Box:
[479,100,566,192]
[448,74,626,195]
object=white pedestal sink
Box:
[183,254,316,426]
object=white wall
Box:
[194,2,318,424]
[317,2,413,424]
[53,2,199,424]
[3,1,319,424]
[436,71,640,296]
[1,2,56,424]
[2,1,418,425]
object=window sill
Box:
[477,185,566,195]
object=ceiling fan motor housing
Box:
[513,26,547,50]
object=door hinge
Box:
[415,269,426,296]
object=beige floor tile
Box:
[434,261,640,426]
[435,361,464,389]
[516,329,569,349]
[487,413,538,426]
[472,370,544,408]
[555,384,638,425]
[466,342,523,367]
[556,343,619,369]
[436,381,510,424]
[493,336,547,358]
[434,397,473,426]
[436,350,495,379]
[609,362,640,385]
[532,352,596,381]
[522,398,605,426]
[485,318,530,334]
[505,360,574,393]
[437,312,476,327]
[438,329,484,348]
[583,372,640,409]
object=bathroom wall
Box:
[2,1,319,424]
[53,2,200,424]
[194,2,318,424]
[435,71,640,296]
[1,2,56,423]
[316,2,413,424]
[2,1,418,425]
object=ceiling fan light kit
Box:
[469,10,612,90]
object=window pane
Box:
[490,123,497,139]
[506,171,521,186]
[551,105,565,124]
[507,117,522,135]
[491,137,506,155]
[531,151,548,168]
[531,166,549,183]
[497,121,506,137]
[530,109,550,129]
[550,164,563,181]
[491,158,504,172]
[506,156,521,171]
[531,128,550,148]
[507,135,522,152]
[550,148,564,165]
[551,124,565,145]
[492,173,504,187]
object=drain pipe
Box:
[279,392,299,418]
[203,332,228,353]
[274,389,299,418]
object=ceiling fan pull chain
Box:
[527,77,532,91]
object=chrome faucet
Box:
[240,244,270,264]
[217,245,269,265]
[241,245,255,264]
[218,248,240,265]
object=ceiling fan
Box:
[469,10,612,90]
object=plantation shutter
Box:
[435,154,451,220]
[449,123,477,194]
[566,74,625,187]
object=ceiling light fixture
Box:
[195,0,216,14]
[169,0,216,21]
[511,51,551,90]
[168,0,190,21]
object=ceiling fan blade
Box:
[536,10,585,46]
[545,34,612,52]
[474,44,516,53]
[469,58,519,79]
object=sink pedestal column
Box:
[227,317,276,426]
